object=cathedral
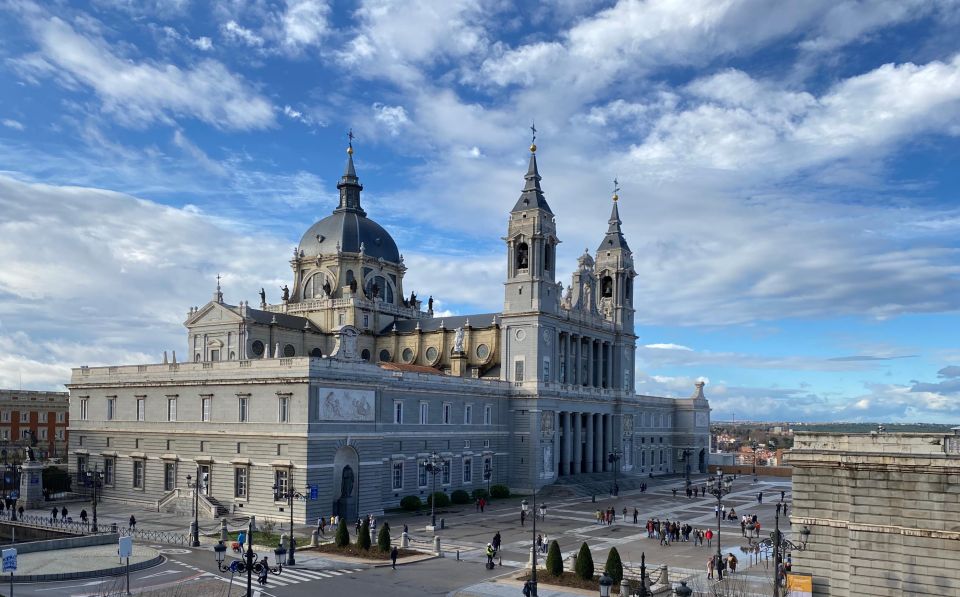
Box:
[67,138,711,523]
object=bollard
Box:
[433,535,443,557]
[111,522,118,533]
[592,494,596,503]
[220,518,228,542]
[311,530,319,547]
[281,533,288,551]
[658,564,669,586]
[440,518,445,530]
[620,578,630,597]
[457,549,460,561]
[401,531,410,548]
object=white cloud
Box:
[372,103,409,135]
[12,14,274,130]
[644,343,693,351]
[1,119,25,131]
[277,0,329,51]
[191,36,213,51]
[221,20,265,47]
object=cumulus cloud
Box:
[1,119,25,131]
[12,13,274,130]
[372,103,409,135]
[221,20,266,47]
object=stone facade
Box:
[66,141,711,525]
[0,389,69,460]
[787,431,960,596]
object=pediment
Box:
[185,302,243,327]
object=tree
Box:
[575,542,594,580]
[335,518,349,547]
[546,540,563,577]
[377,523,391,552]
[358,518,371,550]
[605,547,623,584]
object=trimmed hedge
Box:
[546,540,563,577]
[489,484,510,498]
[400,495,422,511]
[335,518,349,547]
[575,542,594,580]
[471,488,489,500]
[451,489,471,504]
[357,518,371,550]
[605,546,623,583]
[377,523,391,552]
[426,492,451,507]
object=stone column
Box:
[571,335,578,385]
[564,334,571,384]
[596,339,603,388]
[604,415,613,472]
[607,343,615,389]
[573,412,583,474]
[593,414,603,472]
[586,337,594,387]
[585,413,594,474]
[561,412,571,476]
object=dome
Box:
[298,211,400,263]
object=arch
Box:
[360,349,371,361]
[250,340,265,358]
[194,353,201,362]
[516,242,529,270]
[332,445,360,522]
[363,273,395,305]
[543,242,551,272]
[303,273,332,299]
[229,351,236,360]
[310,347,323,358]
[601,275,613,298]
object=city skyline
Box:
[1,1,959,422]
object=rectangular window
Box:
[167,398,177,422]
[202,397,211,422]
[392,461,404,490]
[464,405,472,425]
[278,396,289,423]
[483,439,490,448]
[543,357,550,381]
[77,455,87,474]
[394,401,403,424]
[442,459,451,485]
[39,428,47,440]
[39,412,48,424]
[19,411,29,423]
[104,458,114,485]
[164,462,176,491]
[363,314,369,327]
[56,429,64,440]
[273,469,289,499]
[133,461,144,489]
[419,403,428,425]
[442,403,451,424]
[210,349,220,361]
[234,467,248,498]
[418,461,428,487]
[56,412,65,423]
[20,429,30,440]
[484,405,492,425]
[464,440,471,449]
[463,457,472,483]
[0,430,8,441]
[515,360,524,382]
[239,397,249,422]
[106,398,115,421]
[137,398,145,421]
[0,411,8,422]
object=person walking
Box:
[741,517,747,537]
[391,545,399,569]
[781,490,786,501]
[705,529,713,547]
[622,506,628,522]
[523,580,534,597]
[707,555,715,580]
[493,531,502,552]
[633,508,639,524]
[757,491,763,504]
[539,503,546,521]
[319,516,327,536]
[480,497,486,513]
[80,509,88,525]
[520,509,526,527]
[61,506,68,521]
[258,557,269,586]
[51,506,58,522]
[129,515,137,531]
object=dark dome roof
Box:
[298,211,400,263]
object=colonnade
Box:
[556,412,616,476]
[557,332,615,389]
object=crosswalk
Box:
[172,559,364,591]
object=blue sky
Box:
[1,0,959,422]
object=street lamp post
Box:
[707,469,733,579]
[638,552,648,597]
[85,467,103,532]
[214,519,283,597]
[186,466,203,547]
[6,465,21,522]
[607,449,622,496]
[748,507,811,597]
[422,452,445,530]
[483,462,493,497]
[272,479,306,566]
[680,448,693,488]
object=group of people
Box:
[706,552,739,580]
[0,502,24,519]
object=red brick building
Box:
[0,389,69,460]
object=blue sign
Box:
[229,560,239,573]
[9,491,18,500]
[30,473,39,485]
[1,549,16,573]
[309,485,318,500]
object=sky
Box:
[0,0,959,423]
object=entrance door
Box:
[200,465,211,495]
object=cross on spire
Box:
[613,177,620,201]
[530,121,537,144]
[216,273,221,291]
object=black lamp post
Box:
[748,507,811,597]
[707,469,733,579]
[186,466,203,547]
[272,478,306,566]
[214,519,282,597]
[6,464,21,522]
[422,452,445,529]
[680,448,693,488]
[483,462,493,497]
[637,552,648,597]
[85,467,103,532]
[752,442,760,482]
[607,448,622,496]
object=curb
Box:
[10,554,164,583]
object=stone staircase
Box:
[539,472,679,501]
[203,494,230,517]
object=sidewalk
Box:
[7,543,162,582]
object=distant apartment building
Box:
[0,389,70,460]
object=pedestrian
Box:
[781,490,785,501]
[258,557,269,585]
[707,555,715,580]
[522,580,533,597]
[61,506,68,520]
[403,523,409,534]
[493,531,502,552]
[80,509,88,524]
[727,553,738,574]
[622,506,627,521]
[705,529,713,547]
[783,503,789,516]
[356,518,362,535]
[520,509,526,527]
[18,506,24,519]
[633,508,638,524]
[716,554,726,580]
[238,530,246,549]
[319,516,327,536]
[536,533,543,554]
[480,497,486,512]
[539,503,546,521]
[391,545,399,569]
[671,488,677,498]
[51,506,58,522]
[129,515,136,531]
[757,491,763,504]
[741,517,746,537]
[721,504,726,519]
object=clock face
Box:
[515,329,526,341]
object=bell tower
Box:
[503,126,560,315]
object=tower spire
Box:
[336,129,365,215]
[512,123,552,214]
[598,177,630,252]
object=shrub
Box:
[575,542,594,580]
[400,496,422,511]
[377,523,391,552]
[426,492,451,507]
[489,484,510,499]
[605,546,623,584]
[451,489,471,504]
[357,518,371,550]
[335,518,349,547]
[471,488,489,501]
[546,540,563,577]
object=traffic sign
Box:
[119,536,133,558]
[230,560,239,573]
[2,548,16,572]
[309,484,318,500]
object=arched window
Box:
[283,344,295,357]
[251,340,265,358]
[625,278,632,302]
[310,347,323,358]
[601,275,613,298]
[543,243,551,272]
[516,242,529,270]
[194,353,201,362]
[361,349,371,361]
[379,349,391,362]
[229,351,236,360]
[303,273,330,299]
